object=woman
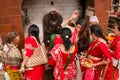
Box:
[49,26,63,67]
[62,11,90,80]
[61,11,80,44]
[50,26,63,49]
[61,11,90,50]
[49,28,78,80]
[3,31,22,80]
[76,19,90,54]
[20,24,45,80]
[75,19,90,80]
[110,23,120,59]
[110,23,120,80]
[83,24,113,80]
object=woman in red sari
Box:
[110,23,120,80]
[49,28,78,80]
[82,24,113,80]
[20,24,45,80]
[49,26,63,67]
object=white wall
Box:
[22,0,80,42]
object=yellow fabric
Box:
[5,65,21,80]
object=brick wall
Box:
[94,0,111,34]
[0,0,24,48]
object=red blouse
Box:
[88,38,112,62]
[87,38,113,80]
[62,44,78,64]
[25,36,39,57]
[110,36,120,59]
[54,35,63,45]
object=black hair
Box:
[90,24,108,43]
[61,28,72,51]
[28,24,40,44]
[77,19,90,52]
[54,26,62,34]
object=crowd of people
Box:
[0,11,120,80]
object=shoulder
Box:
[25,36,36,43]
[98,39,108,49]
[25,36,34,41]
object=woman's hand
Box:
[71,11,79,19]
[79,55,86,60]
[93,59,110,67]
[102,60,110,65]
[19,66,25,73]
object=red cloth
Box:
[110,36,120,59]
[48,35,62,67]
[54,35,63,45]
[24,36,45,80]
[48,56,56,67]
[62,49,76,64]
[112,67,119,80]
[85,38,113,80]
[49,44,78,80]
[71,28,78,45]
[84,68,94,80]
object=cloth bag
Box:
[26,45,48,68]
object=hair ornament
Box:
[65,35,69,39]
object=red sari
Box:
[110,36,120,80]
[49,44,78,80]
[110,36,120,59]
[85,38,113,80]
[71,28,78,45]
[24,36,45,80]
[48,34,63,67]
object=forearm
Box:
[61,17,74,27]
[21,56,29,67]
[93,59,110,67]
[87,54,101,61]
[110,49,120,59]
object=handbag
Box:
[25,37,48,68]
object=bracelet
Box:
[21,65,25,68]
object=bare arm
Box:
[61,11,79,28]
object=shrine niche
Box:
[43,11,63,47]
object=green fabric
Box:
[64,43,74,70]
[64,52,72,70]
[50,34,56,49]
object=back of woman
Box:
[20,24,45,80]
[49,28,78,80]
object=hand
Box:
[102,60,110,65]
[71,11,79,19]
[92,63,97,67]
[19,66,25,73]
[79,55,85,60]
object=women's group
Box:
[0,11,120,80]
